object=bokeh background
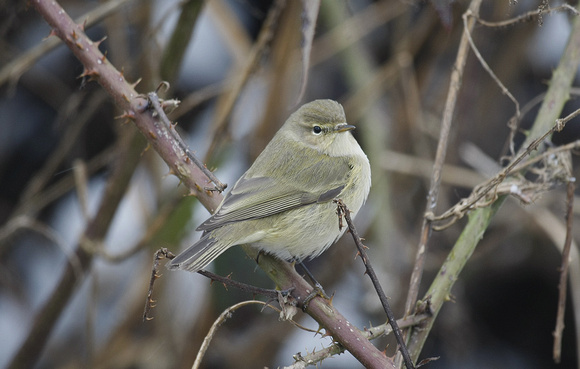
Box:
[1,0,579,368]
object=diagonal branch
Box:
[403,0,483,320]
[0,0,133,89]
[30,1,395,368]
[553,178,575,362]
[336,199,415,369]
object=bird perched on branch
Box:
[169,99,371,273]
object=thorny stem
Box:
[30,2,396,367]
[288,314,430,369]
[336,200,415,369]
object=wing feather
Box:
[197,150,352,232]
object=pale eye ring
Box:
[312,125,322,135]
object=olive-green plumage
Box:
[169,99,371,272]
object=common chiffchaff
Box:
[169,99,371,272]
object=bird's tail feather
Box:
[167,234,230,272]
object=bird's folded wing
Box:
[197,153,353,232]
[196,176,345,232]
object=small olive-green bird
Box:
[169,99,371,273]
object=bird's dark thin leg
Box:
[299,262,330,309]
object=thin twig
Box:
[335,199,415,369]
[197,270,286,299]
[501,92,547,160]
[403,0,482,326]
[72,159,90,220]
[143,248,174,321]
[405,0,580,361]
[553,178,575,362]
[143,248,292,320]
[511,139,580,174]
[464,10,521,130]
[473,4,578,28]
[286,314,430,369]
[429,116,578,227]
[502,86,580,160]
[405,198,505,363]
[192,300,308,369]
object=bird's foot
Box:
[302,282,331,311]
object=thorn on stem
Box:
[78,68,99,81]
[131,77,142,89]
[95,36,108,47]
[115,111,136,121]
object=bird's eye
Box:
[312,125,322,135]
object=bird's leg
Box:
[299,262,330,309]
[299,262,325,294]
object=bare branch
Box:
[286,314,430,369]
[464,10,521,134]
[336,200,415,369]
[28,2,396,368]
[403,0,483,326]
[553,176,575,362]
[193,300,311,369]
[473,4,578,28]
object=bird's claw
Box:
[302,282,330,311]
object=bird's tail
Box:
[167,234,230,272]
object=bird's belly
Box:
[251,202,345,261]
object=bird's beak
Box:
[336,123,356,132]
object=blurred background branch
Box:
[1,0,579,368]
